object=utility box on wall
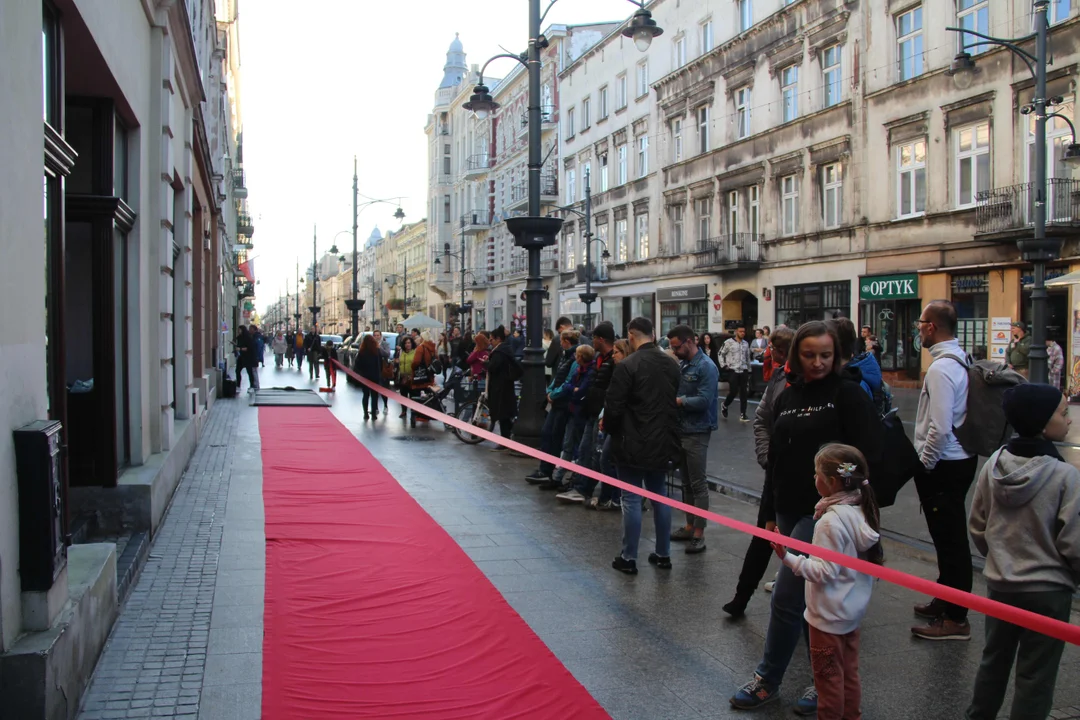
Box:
[14,420,66,591]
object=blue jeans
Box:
[539,406,570,475]
[571,418,600,494]
[755,512,816,687]
[597,433,621,503]
[618,466,672,561]
[553,414,589,482]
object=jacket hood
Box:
[830,504,880,553]
[988,449,1060,508]
[847,353,882,391]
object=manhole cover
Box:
[391,435,437,442]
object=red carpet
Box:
[258,406,608,719]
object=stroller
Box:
[412,363,466,430]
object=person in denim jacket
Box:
[667,324,719,554]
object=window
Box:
[443,155,451,175]
[749,185,760,236]
[1052,0,1072,22]
[822,163,843,229]
[672,119,684,163]
[735,87,752,139]
[728,191,740,240]
[636,214,650,259]
[567,107,575,138]
[958,0,989,54]
[599,86,609,119]
[637,136,649,177]
[565,231,575,268]
[637,61,650,98]
[600,153,610,192]
[781,66,799,122]
[443,195,451,223]
[617,144,628,185]
[672,205,684,254]
[696,197,712,245]
[775,281,851,327]
[739,0,753,32]
[1028,107,1074,220]
[897,139,927,218]
[698,106,710,154]
[675,36,687,68]
[616,74,628,109]
[701,19,714,54]
[583,97,591,129]
[781,174,800,235]
[822,45,842,108]
[566,168,576,204]
[897,7,924,82]
[616,218,628,262]
[956,123,990,208]
[597,224,609,271]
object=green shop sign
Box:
[860,273,918,301]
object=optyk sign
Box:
[859,273,918,301]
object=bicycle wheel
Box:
[453,402,491,444]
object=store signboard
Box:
[859,273,918,301]
[657,285,707,302]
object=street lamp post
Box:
[463,0,661,446]
[436,217,473,334]
[947,0,1080,383]
[294,261,302,333]
[556,169,609,332]
[309,224,340,331]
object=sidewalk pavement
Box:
[74,365,1080,720]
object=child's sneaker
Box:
[729,675,779,709]
[793,686,818,715]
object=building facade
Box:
[1,0,255,714]
[555,0,1080,386]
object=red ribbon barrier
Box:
[333,360,1080,646]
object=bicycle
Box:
[453,383,492,445]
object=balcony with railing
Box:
[507,174,558,212]
[460,210,491,234]
[975,179,1080,238]
[694,234,763,269]
[518,105,556,136]
[231,168,247,198]
[237,213,255,237]
[508,248,560,278]
[465,153,493,178]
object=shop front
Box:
[600,293,655,337]
[774,280,851,327]
[858,273,920,379]
[658,285,709,337]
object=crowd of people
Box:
[241,305,1077,719]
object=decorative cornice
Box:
[67,195,137,233]
[44,123,77,178]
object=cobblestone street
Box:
[75,367,1080,719]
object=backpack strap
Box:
[937,352,972,369]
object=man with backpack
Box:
[911,300,979,641]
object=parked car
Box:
[343,332,396,367]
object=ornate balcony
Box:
[975,179,1080,239]
[464,154,493,178]
[237,213,254,237]
[506,174,558,213]
[231,168,247,198]
[694,234,763,269]
[460,210,490,234]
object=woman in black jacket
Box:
[353,335,384,420]
[485,326,519,444]
[729,320,882,714]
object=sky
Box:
[241,0,642,309]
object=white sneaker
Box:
[764,581,775,593]
[556,489,585,503]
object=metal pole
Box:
[351,156,360,338]
[584,169,593,331]
[512,0,547,447]
[294,261,301,332]
[461,222,467,329]
[1028,0,1050,384]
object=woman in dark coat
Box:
[353,334,384,420]
[485,325,519,443]
[235,325,257,392]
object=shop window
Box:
[775,280,851,327]
[661,300,709,337]
[951,273,989,359]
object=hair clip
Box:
[836,462,858,478]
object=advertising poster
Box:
[990,316,1011,364]
[1071,299,1080,397]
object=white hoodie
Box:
[783,504,881,635]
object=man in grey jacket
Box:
[723,326,794,617]
[720,325,752,421]
[667,324,719,555]
[911,300,977,641]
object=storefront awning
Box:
[1046,269,1080,287]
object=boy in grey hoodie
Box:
[965,383,1080,720]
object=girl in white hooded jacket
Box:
[771,443,883,720]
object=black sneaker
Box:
[525,471,552,484]
[612,556,638,574]
[722,593,752,618]
[721,404,729,419]
[647,553,672,569]
[740,414,750,423]
[685,537,707,554]
[537,480,562,491]
[670,527,694,542]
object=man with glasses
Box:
[667,325,719,554]
[911,300,977,641]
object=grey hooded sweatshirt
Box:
[969,448,1080,593]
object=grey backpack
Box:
[941,354,1027,457]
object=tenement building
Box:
[555,0,1080,387]
[0,0,255,714]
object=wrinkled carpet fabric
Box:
[258,406,608,719]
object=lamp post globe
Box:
[622,8,663,52]
[463,84,498,120]
[948,52,977,91]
